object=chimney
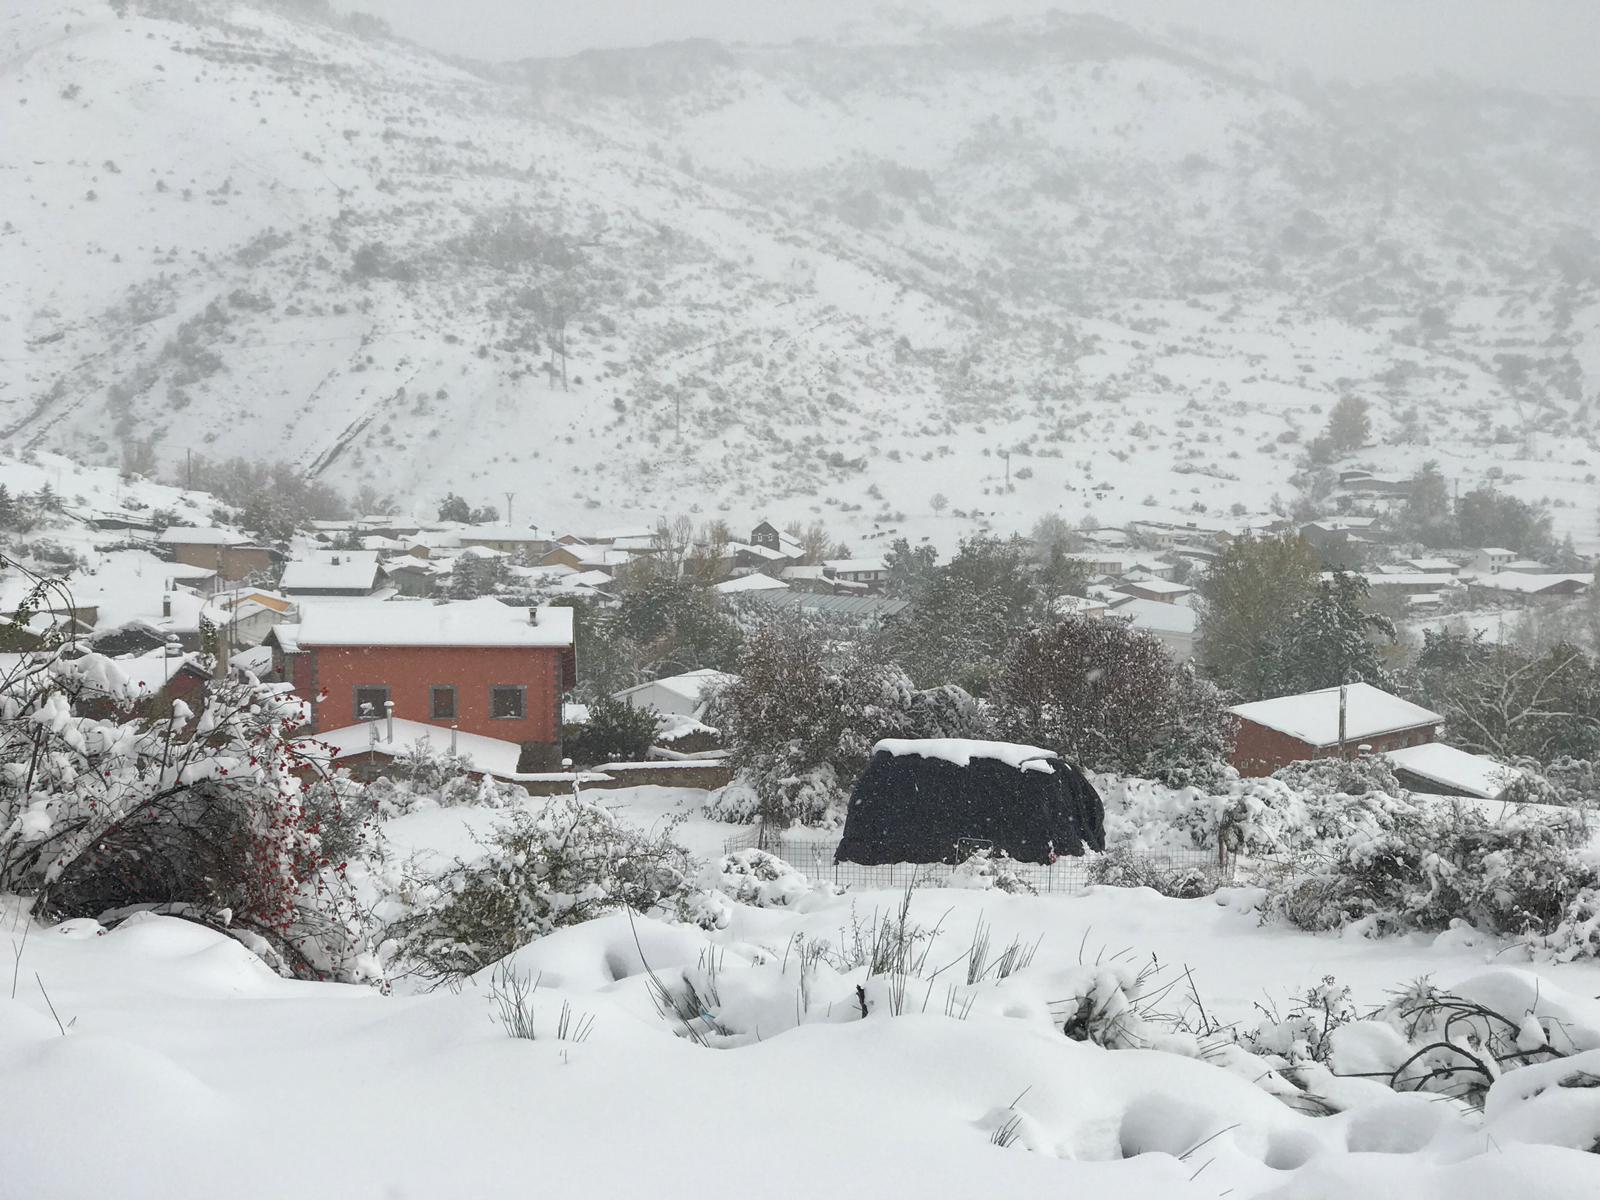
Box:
[331,554,341,566]
[384,699,395,743]
[528,607,538,625]
[162,594,172,618]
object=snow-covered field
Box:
[6,784,1600,1199]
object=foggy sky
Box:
[339,0,1600,97]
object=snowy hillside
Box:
[3,0,1599,548]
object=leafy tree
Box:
[1454,486,1554,557]
[437,493,471,523]
[1194,533,1323,700]
[1392,460,1455,547]
[885,535,1039,695]
[1410,632,1600,763]
[992,617,1233,788]
[1261,571,1396,696]
[1325,395,1370,453]
[565,695,660,766]
[882,537,939,599]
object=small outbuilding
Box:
[835,738,1105,866]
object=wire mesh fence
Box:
[720,827,1235,894]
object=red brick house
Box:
[1227,682,1443,777]
[269,598,576,769]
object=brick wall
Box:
[1231,717,1438,777]
[307,644,565,744]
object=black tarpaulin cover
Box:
[835,738,1106,866]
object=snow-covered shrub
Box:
[1273,754,1400,799]
[703,777,759,824]
[1269,800,1598,943]
[700,848,827,909]
[1540,756,1600,806]
[947,847,1037,894]
[1087,849,1214,898]
[391,798,701,979]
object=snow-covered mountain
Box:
[3,0,1598,550]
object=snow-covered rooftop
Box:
[1229,683,1442,748]
[614,668,733,705]
[715,573,788,594]
[298,717,525,779]
[873,738,1060,774]
[280,551,383,593]
[1465,572,1590,594]
[1384,743,1515,800]
[1114,578,1192,596]
[156,526,247,546]
[825,557,887,573]
[1113,597,1197,634]
[293,598,574,649]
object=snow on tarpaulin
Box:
[837,738,1105,865]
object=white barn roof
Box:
[1229,683,1442,748]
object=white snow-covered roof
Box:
[1051,594,1108,616]
[1404,558,1459,572]
[873,738,1060,774]
[294,598,574,648]
[280,551,383,593]
[1465,572,1589,595]
[1113,597,1197,634]
[1229,683,1442,748]
[1114,578,1192,596]
[825,557,887,573]
[1385,743,1514,800]
[459,525,543,542]
[103,650,204,696]
[157,526,247,546]
[1478,547,1515,556]
[1358,572,1460,588]
[780,564,828,580]
[575,548,633,567]
[728,541,788,561]
[614,668,733,705]
[298,718,525,779]
[595,525,655,542]
[715,573,788,594]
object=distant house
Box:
[1402,557,1461,576]
[742,589,912,623]
[270,598,576,769]
[297,716,533,784]
[1384,743,1514,801]
[1466,572,1590,601]
[1112,578,1193,605]
[1355,571,1461,597]
[1471,548,1516,575]
[823,557,889,591]
[157,526,274,583]
[1110,597,1196,660]
[750,520,805,558]
[457,526,547,557]
[280,551,387,599]
[714,573,788,596]
[1228,683,1443,777]
[613,668,733,721]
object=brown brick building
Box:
[1227,682,1443,777]
[158,527,275,583]
[270,598,576,769]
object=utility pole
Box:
[1002,450,1011,490]
[504,492,515,525]
[186,448,192,490]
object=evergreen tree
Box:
[0,486,16,531]
[1194,533,1324,700]
[1263,571,1396,695]
[1393,460,1455,547]
[1325,395,1371,453]
[436,493,471,523]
